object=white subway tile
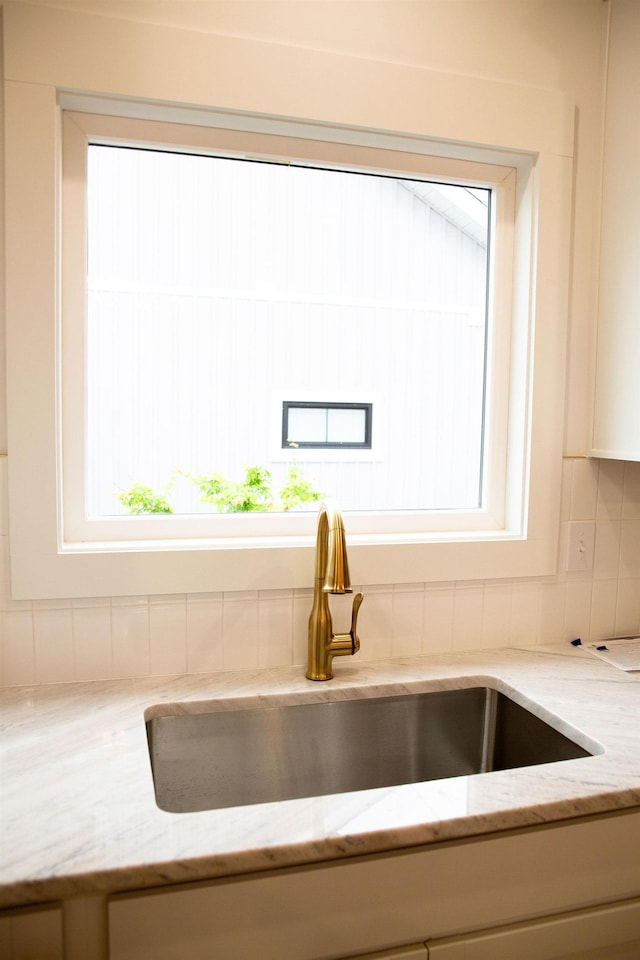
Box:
[34,608,74,684]
[73,606,112,681]
[72,597,112,608]
[150,599,187,676]
[619,519,640,577]
[111,601,150,678]
[481,582,512,649]
[570,458,599,520]
[452,585,484,651]
[186,596,223,674]
[589,579,618,641]
[111,595,148,607]
[357,587,393,661]
[614,579,640,638]
[0,537,15,612]
[597,459,624,520]
[223,590,259,604]
[593,520,621,580]
[222,594,258,670]
[0,610,35,686]
[33,598,73,611]
[537,582,566,644]
[423,587,454,653]
[292,590,312,666]
[559,458,573,523]
[509,582,540,645]
[623,461,640,519]
[258,592,293,668]
[392,585,424,656]
[563,580,592,644]
[556,522,570,577]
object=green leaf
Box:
[118,483,174,515]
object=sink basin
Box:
[146,685,593,813]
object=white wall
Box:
[1,0,629,687]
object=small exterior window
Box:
[283,402,372,449]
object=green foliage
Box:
[118,482,174,515]
[279,463,322,511]
[119,464,322,515]
[189,465,275,513]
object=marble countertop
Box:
[2,643,640,909]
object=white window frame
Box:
[3,5,573,600]
[62,110,511,544]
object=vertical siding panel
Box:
[87,147,489,516]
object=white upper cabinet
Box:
[591,0,640,459]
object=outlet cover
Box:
[565,520,595,572]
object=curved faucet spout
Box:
[315,498,352,593]
[306,499,363,681]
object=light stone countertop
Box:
[1,643,640,909]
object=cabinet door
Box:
[339,948,428,960]
[427,897,640,959]
[0,904,63,960]
[591,0,640,458]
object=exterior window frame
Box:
[282,402,374,451]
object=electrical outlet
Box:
[565,520,595,572]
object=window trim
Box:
[61,110,514,545]
[3,12,573,600]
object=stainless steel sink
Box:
[146,686,593,814]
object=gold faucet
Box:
[306,499,363,681]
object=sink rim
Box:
[144,673,604,759]
[145,677,603,815]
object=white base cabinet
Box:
[336,899,640,960]
[108,812,640,960]
[0,903,63,960]
[426,897,640,959]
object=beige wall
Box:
[0,0,608,453]
[1,0,626,686]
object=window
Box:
[282,403,373,450]
[64,111,508,538]
[3,11,572,599]
[83,138,489,518]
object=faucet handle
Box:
[332,592,363,656]
[350,592,364,654]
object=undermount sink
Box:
[146,684,593,814]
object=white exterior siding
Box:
[86,147,488,516]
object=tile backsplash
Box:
[1,455,639,687]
